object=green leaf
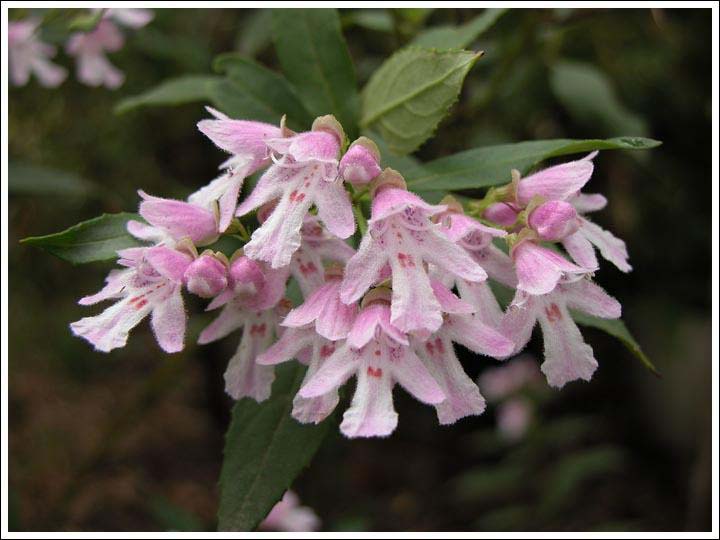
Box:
[271,9,359,137]
[404,137,661,191]
[9,161,97,197]
[21,213,144,264]
[218,363,334,532]
[210,54,314,130]
[342,9,394,33]
[410,8,508,49]
[115,76,222,114]
[361,48,481,155]
[236,9,274,58]
[551,61,649,137]
[571,311,659,376]
[67,8,105,32]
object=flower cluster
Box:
[71,109,627,438]
[9,9,152,89]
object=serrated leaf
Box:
[361,47,481,155]
[115,76,222,114]
[571,311,659,376]
[404,137,661,191]
[410,8,508,49]
[218,363,334,532]
[272,9,359,137]
[9,161,97,197]
[551,61,648,137]
[21,213,143,264]
[210,54,314,130]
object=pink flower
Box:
[511,238,590,296]
[194,107,283,231]
[562,192,632,272]
[66,19,126,89]
[71,245,192,353]
[257,326,341,424]
[338,137,382,185]
[298,291,445,438]
[260,491,320,532]
[289,215,355,297]
[483,202,520,227]
[236,116,355,268]
[340,171,486,334]
[9,19,67,87]
[478,355,542,401]
[198,255,289,401]
[283,266,357,341]
[515,152,597,206]
[137,190,219,246]
[501,278,621,388]
[496,398,533,441]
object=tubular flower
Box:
[236,115,355,268]
[194,107,283,231]
[298,290,445,438]
[66,19,126,89]
[8,19,67,87]
[340,169,487,334]
[501,277,621,388]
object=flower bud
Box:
[528,200,580,241]
[184,252,228,298]
[339,137,381,184]
[483,202,519,227]
[229,255,265,296]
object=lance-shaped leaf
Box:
[210,54,314,131]
[571,311,659,376]
[361,47,481,155]
[115,75,222,114]
[404,137,661,191]
[21,213,144,264]
[410,8,508,49]
[272,9,359,137]
[9,161,98,197]
[218,363,334,531]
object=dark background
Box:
[8,8,713,531]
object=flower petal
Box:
[560,279,622,319]
[390,347,445,405]
[151,286,186,353]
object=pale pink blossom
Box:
[562,192,632,272]
[298,293,445,438]
[341,173,486,334]
[71,245,192,353]
[496,398,533,441]
[137,190,219,246]
[511,239,590,296]
[194,107,283,231]
[527,200,580,241]
[236,116,354,268]
[102,8,154,29]
[198,255,289,401]
[8,19,67,88]
[66,19,126,89]
[501,278,621,388]
[283,266,357,341]
[260,491,320,532]
[515,152,597,206]
[478,355,542,401]
[257,326,341,424]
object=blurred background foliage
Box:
[8,7,712,532]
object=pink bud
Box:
[483,202,519,227]
[339,138,381,184]
[229,256,265,295]
[184,253,228,298]
[528,200,579,241]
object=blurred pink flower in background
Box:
[259,491,320,532]
[8,19,67,87]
